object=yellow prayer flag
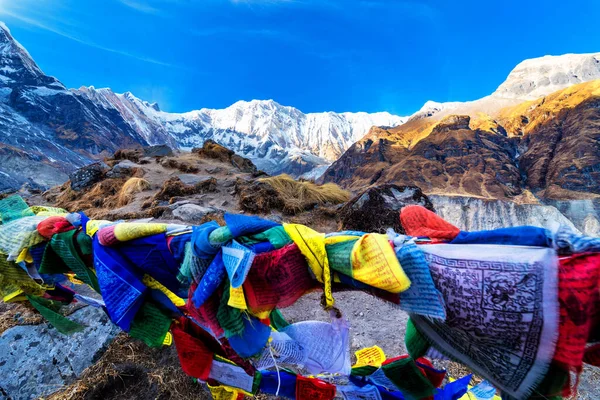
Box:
[351,234,411,293]
[142,275,186,307]
[114,223,168,242]
[162,332,173,346]
[85,220,111,237]
[324,235,360,245]
[228,285,248,310]
[66,273,85,285]
[283,224,334,308]
[207,384,240,400]
[16,248,33,264]
[3,289,25,302]
[353,345,386,368]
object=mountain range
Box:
[2,20,600,205]
[0,22,404,191]
[322,52,600,202]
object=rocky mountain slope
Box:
[0,22,404,191]
[322,54,600,203]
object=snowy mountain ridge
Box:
[410,52,600,120]
[76,87,407,176]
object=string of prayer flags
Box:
[5,194,600,400]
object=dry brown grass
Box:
[153,177,216,202]
[160,158,200,173]
[259,174,350,213]
[0,301,42,335]
[117,178,151,207]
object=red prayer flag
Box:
[172,322,213,380]
[400,205,460,241]
[554,254,600,370]
[243,244,315,314]
[296,375,336,400]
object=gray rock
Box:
[68,162,109,191]
[429,195,582,233]
[177,174,215,186]
[339,184,434,234]
[0,306,119,400]
[172,204,215,223]
[106,159,139,178]
[205,166,222,174]
[143,144,173,157]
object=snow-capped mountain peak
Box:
[0,22,64,90]
[493,52,600,100]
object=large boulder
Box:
[0,306,120,400]
[106,159,142,179]
[172,204,216,223]
[231,154,257,174]
[69,162,109,191]
[339,184,434,234]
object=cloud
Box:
[118,0,161,14]
[0,8,176,67]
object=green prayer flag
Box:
[238,226,292,249]
[50,230,100,292]
[27,295,85,335]
[217,284,245,337]
[382,356,434,399]
[405,318,430,359]
[269,308,290,331]
[326,239,357,277]
[129,302,172,348]
[350,365,378,377]
[0,196,34,223]
[76,232,93,256]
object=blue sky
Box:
[1,0,599,115]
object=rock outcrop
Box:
[0,306,120,400]
[339,185,434,234]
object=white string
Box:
[268,344,281,396]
